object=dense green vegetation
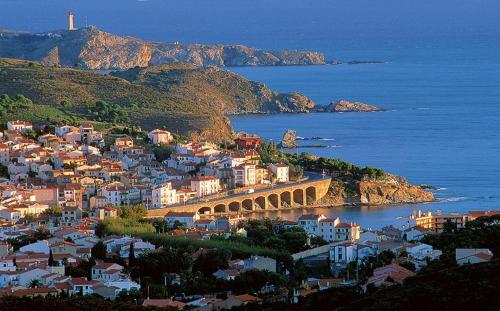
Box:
[0,58,230,140]
[88,100,130,124]
[0,94,33,116]
[96,205,155,236]
[238,219,327,254]
[141,233,293,269]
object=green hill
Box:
[0,58,315,141]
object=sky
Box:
[0,0,499,55]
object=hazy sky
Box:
[1,0,499,54]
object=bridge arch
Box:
[214,204,227,213]
[293,189,305,206]
[242,199,253,211]
[280,191,292,208]
[255,196,266,210]
[306,186,317,204]
[198,206,212,214]
[228,201,241,212]
[268,193,279,209]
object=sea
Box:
[1,0,499,228]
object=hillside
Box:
[0,26,325,70]
[0,58,316,141]
[111,63,316,114]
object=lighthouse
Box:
[68,11,75,31]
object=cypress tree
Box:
[128,242,135,266]
[48,250,54,266]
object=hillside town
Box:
[0,120,498,309]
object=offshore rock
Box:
[280,129,298,148]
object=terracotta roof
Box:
[143,299,186,308]
[234,294,262,303]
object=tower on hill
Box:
[68,11,75,31]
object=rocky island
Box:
[315,99,385,112]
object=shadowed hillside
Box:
[0,58,316,141]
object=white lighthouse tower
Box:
[68,11,75,31]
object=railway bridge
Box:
[147,173,331,218]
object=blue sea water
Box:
[229,59,500,227]
[1,0,499,228]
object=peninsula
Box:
[0,26,326,70]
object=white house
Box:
[406,243,443,270]
[232,164,256,187]
[92,262,124,281]
[19,240,50,255]
[151,182,178,208]
[148,129,173,145]
[318,217,340,241]
[165,212,200,228]
[100,182,128,207]
[244,255,276,273]
[330,243,357,263]
[119,241,156,258]
[456,248,493,266]
[298,214,327,236]
[269,163,289,183]
[7,120,33,133]
[190,176,220,197]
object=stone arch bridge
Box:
[147,174,331,218]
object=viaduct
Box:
[147,174,332,218]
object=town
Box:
[0,119,498,309]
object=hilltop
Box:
[0,58,316,141]
[0,26,325,70]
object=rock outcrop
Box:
[0,27,326,70]
[280,130,298,148]
[316,99,384,112]
[318,174,434,206]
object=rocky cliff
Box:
[318,174,434,206]
[0,27,325,70]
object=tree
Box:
[443,219,457,233]
[91,241,107,260]
[193,248,231,275]
[48,250,54,267]
[29,279,42,288]
[34,227,51,240]
[128,242,135,267]
[119,205,147,220]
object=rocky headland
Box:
[318,174,435,206]
[0,26,325,70]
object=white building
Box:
[7,120,33,133]
[456,248,493,266]
[165,212,200,228]
[100,182,128,207]
[318,217,340,241]
[330,243,357,263]
[269,163,289,183]
[298,214,327,236]
[151,182,178,208]
[92,262,124,281]
[190,176,220,197]
[148,129,173,145]
[232,164,256,187]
